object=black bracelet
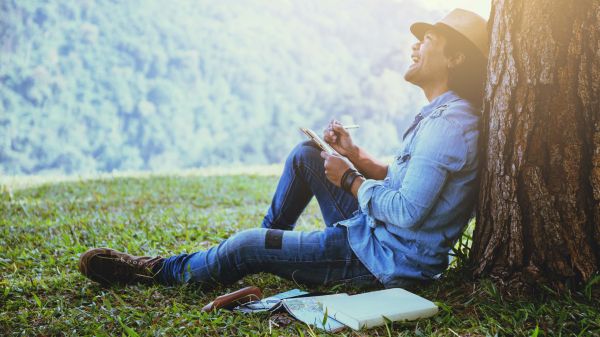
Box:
[341,168,363,193]
[340,168,355,191]
[346,171,364,193]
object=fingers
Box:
[324,119,349,141]
[321,151,342,168]
[327,119,340,133]
[324,120,334,141]
[331,123,349,136]
[323,128,337,143]
[329,119,349,135]
[321,151,331,176]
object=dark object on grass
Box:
[234,288,309,313]
[79,248,164,285]
[201,286,263,312]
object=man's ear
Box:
[448,52,466,69]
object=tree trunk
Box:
[471,0,600,288]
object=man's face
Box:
[404,30,450,88]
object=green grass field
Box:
[1,170,599,336]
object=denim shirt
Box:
[338,90,480,287]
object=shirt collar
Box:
[419,90,460,119]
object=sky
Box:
[412,0,491,19]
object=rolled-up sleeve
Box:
[357,117,468,229]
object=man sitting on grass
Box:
[79,9,488,290]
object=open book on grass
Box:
[281,293,348,332]
[319,288,438,330]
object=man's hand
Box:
[322,118,389,181]
[320,151,354,187]
[323,120,357,158]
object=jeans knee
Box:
[287,140,323,168]
[223,229,266,261]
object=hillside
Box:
[0,0,436,175]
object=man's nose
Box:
[411,41,421,51]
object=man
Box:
[79,9,489,289]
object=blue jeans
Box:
[157,141,379,288]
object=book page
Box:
[282,294,348,332]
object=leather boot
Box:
[79,248,164,285]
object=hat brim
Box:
[410,22,435,41]
[409,22,487,60]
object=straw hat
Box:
[410,8,489,59]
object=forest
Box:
[0,0,440,174]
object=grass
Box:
[1,169,599,336]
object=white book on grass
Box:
[320,288,438,330]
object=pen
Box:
[343,124,360,130]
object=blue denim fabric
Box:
[339,90,480,287]
[157,226,379,287]
[157,142,379,287]
[261,141,359,229]
[158,90,479,288]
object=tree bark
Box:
[471,0,600,288]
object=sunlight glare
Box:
[407,0,491,19]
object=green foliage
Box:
[1,173,599,336]
[0,0,431,175]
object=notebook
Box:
[299,127,336,155]
[320,288,438,330]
